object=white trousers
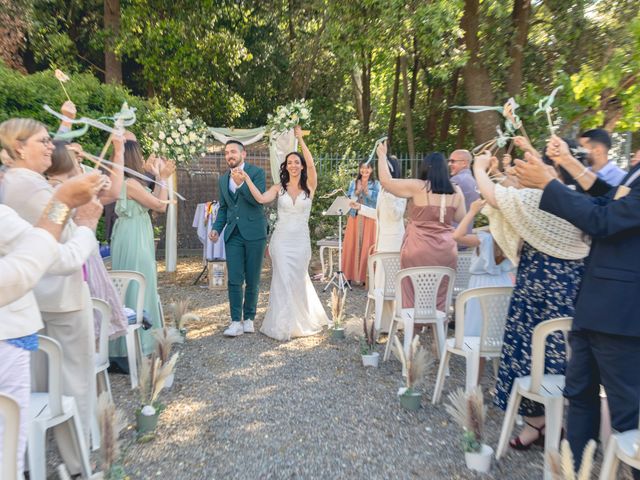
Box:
[0,341,31,476]
[34,283,95,474]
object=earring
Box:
[19,151,25,160]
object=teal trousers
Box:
[225,228,266,322]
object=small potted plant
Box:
[169,298,200,338]
[547,438,596,480]
[360,316,379,367]
[151,326,183,389]
[136,352,178,439]
[445,386,493,473]
[329,287,347,339]
[392,335,432,411]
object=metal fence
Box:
[160,150,424,251]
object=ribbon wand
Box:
[54,69,72,102]
[535,86,563,136]
[364,136,388,166]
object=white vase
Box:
[465,444,494,473]
[361,352,379,367]
[163,372,175,389]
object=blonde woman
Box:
[0,118,106,475]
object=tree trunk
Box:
[104,0,122,84]
[461,0,499,145]
[387,56,401,152]
[439,69,461,143]
[361,51,372,134]
[506,0,531,97]
[410,37,419,109]
[424,85,444,147]
[401,55,416,174]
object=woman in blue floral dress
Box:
[473,148,590,449]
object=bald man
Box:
[449,149,478,232]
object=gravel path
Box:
[80,257,632,479]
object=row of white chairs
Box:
[363,251,639,479]
[0,269,151,479]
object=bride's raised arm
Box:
[240,170,280,204]
[295,126,317,195]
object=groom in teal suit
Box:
[209,140,267,336]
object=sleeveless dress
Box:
[260,191,329,341]
[464,231,515,336]
[400,191,459,310]
[109,181,161,356]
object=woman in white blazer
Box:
[350,155,406,332]
[0,118,105,475]
[0,168,103,476]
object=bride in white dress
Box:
[241,126,328,341]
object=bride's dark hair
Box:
[279,152,310,198]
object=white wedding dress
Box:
[260,191,329,341]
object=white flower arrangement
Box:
[266,99,311,136]
[142,105,208,167]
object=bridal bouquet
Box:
[266,99,311,136]
[142,105,208,167]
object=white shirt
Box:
[2,168,97,312]
[228,163,245,194]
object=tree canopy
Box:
[2,0,639,156]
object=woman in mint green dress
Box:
[109,140,175,357]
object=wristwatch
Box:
[44,199,71,225]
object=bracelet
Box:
[44,199,71,225]
[573,167,589,181]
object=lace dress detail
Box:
[260,191,329,341]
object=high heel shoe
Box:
[509,421,545,450]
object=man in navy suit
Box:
[514,136,640,475]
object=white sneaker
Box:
[223,322,244,337]
[243,320,255,333]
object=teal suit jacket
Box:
[212,163,268,242]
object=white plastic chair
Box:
[0,392,20,480]
[599,424,640,479]
[452,251,473,304]
[432,286,513,403]
[363,252,402,330]
[109,270,146,389]
[496,317,573,480]
[90,298,112,451]
[383,266,455,363]
[28,335,92,480]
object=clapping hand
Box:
[159,159,176,180]
[143,155,159,176]
[230,167,244,186]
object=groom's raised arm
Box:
[237,167,266,207]
[540,179,640,239]
[212,179,228,235]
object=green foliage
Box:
[308,157,358,242]
[462,429,482,453]
[0,61,152,154]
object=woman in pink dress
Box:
[376,142,465,309]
